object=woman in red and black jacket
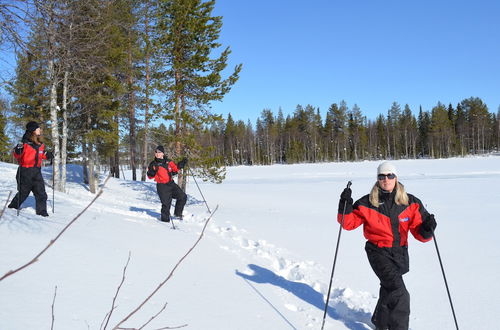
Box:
[8,121,53,216]
[337,162,437,330]
[147,145,187,222]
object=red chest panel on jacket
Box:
[153,161,179,183]
[14,143,46,168]
[338,194,430,247]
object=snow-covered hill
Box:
[1,157,499,329]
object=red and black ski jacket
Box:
[13,138,48,168]
[147,158,180,184]
[338,188,432,248]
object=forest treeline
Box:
[0,1,499,191]
[203,98,499,166]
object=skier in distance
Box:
[147,145,187,222]
[8,121,53,216]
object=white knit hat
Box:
[377,161,397,176]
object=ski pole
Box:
[321,181,352,330]
[188,167,211,214]
[432,231,459,330]
[16,167,21,217]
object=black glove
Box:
[147,165,158,178]
[338,187,353,213]
[420,214,437,239]
[14,143,23,155]
[45,151,54,160]
[177,157,188,169]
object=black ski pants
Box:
[9,167,48,214]
[156,181,187,222]
[365,241,410,330]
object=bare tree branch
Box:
[153,325,188,330]
[51,285,57,330]
[0,174,112,282]
[113,205,219,329]
[137,302,168,330]
[102,251,132,330]
[0,0,33,51]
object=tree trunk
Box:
[82,141,89,185]
[179,93,187,191]
[174,69,186,191]
[141,0,151,182]
[60,70,69,192]
[88,154,96,194]
[128,30,137,181]
[114,141,120,178]
[48,56,61,191]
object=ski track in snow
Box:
[208,218,376,329]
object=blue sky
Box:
[211,0,500,122]
[1,0,499,124]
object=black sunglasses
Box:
[378,173,396,180]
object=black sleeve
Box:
[338,197,354,214]
[419,214,437,239]
[147,161,157,178]
[177,157,188,169]
[411,195,435,238]
[14,143,24,155]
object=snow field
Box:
[1,156,500,329]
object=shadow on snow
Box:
[129,206,161,219]
[236,264,373,330]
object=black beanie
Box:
[155,145,165,153]
[26,121,40,132]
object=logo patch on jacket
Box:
[399,217,409,223]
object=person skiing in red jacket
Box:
[8,121,53,216]
[338,161,437,330]
[147,145,187,222]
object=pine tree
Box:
[417,107,431,157]
[8,33,50,130]
[400,104,418,158]
[460,97,490,154]
[276,108,285,163]
[324,103,338,161]
[139,0,157,181]
[70,0,130,191]
[375,114,387,159]
[154,0,241,188]
[337,101,349,161]
[259,109,276,164]
[224,113,236,165]
[455,103,467,156]
[387,102,401,159]
[119,0,142,181]
[347,104,364,161]
[429,102,453,157]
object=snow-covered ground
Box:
[1,156,499,329]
